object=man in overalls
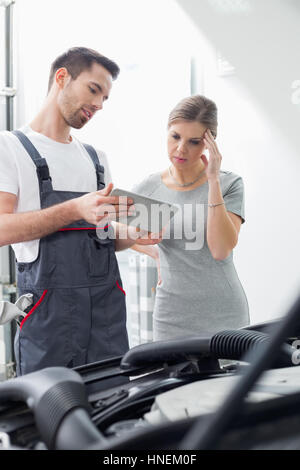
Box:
[0,47,160,376]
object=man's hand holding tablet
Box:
[110,188,178,235]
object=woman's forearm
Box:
[112,223,137,251]
[130,244,159,259]
[206,178,238,260]
[113,222,162,254]
[131,244,161,285]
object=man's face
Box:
[57,62,113,129]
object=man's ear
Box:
[55,67,70,89]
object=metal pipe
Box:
[0,1,15,7]
[2,1,16,293]
[0,0,16,377]
[5,1,14,131]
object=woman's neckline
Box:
[159,171,209,193]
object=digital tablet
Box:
[110,188,179,233]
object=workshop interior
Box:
[0,0,300,451]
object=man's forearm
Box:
[0,198,80,247]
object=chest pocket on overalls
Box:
[87,231,111,277]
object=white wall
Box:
[176,0,300,323]
[14,0,197,187]
[0,6,7,130]
[11,0,300,326]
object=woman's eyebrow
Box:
[187,136,205,141]
[171,132,204,139]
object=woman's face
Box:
[167,120,207,169]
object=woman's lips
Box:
[173,157,187,164]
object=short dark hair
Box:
[48,47,120,92]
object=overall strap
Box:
[82,143,105,190]
[12,130,53,193]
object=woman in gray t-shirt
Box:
[132,95,249,341]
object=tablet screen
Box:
[110,188,178,233]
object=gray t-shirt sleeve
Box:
[131,174,160,197]
[223,174,245,224]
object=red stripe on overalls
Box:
[116,281,126,296]
[20,290,48,330]
[58,224,110,231]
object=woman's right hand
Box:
[149,246,162,286]
[155,252,162,286]
[141,244,162,286]
[130,243,162,286]
[147,245,162,286]
[149,245,162,286]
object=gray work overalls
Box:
[12,130,129,376]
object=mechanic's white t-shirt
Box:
[0,126,112,263]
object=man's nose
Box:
[93,96,104,111]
